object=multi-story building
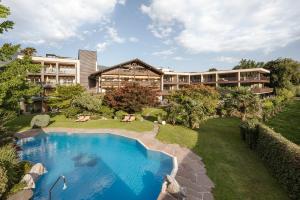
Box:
[89,58,163,93]
[162,68,272,94]
[20,50,97,112]
[20,53,272,112]
[89,58,272,95]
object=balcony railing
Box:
[44,68,57,74]
[218,77,238,82]
[59,69,76,74]
[251,87,273,94]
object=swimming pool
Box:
[18,132,174,200]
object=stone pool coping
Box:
[16,126,214,200]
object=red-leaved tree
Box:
[104,83,159,113]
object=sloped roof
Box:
[89,58,163,78]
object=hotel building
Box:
[21,50,272,112]
[89,58,272,95]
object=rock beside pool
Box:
[22,163,47,189]
[21,174,36,189]
[29,163,47,175]
[165,175,186,199]
[8,189,33,200]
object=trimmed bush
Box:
[256,124,300,199]
[30,114,50,128]
[240,123,300,199]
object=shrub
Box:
[0,166,8,197]
[262,98,274,121]
[295,85,300,97]
[240,123,300,199]
[221,87,262,121]
[63,107,81,118]
[99,106,114,118]
[30,114,50,128]
[276,88,294,101]
[142,108,167,122]
[48,84,85,110]
[165,85,219,128]
[115,110,128,119]
[135,114,144,121]
[0,145,19,190]
[104,83,159,113]
[71,92,102,113]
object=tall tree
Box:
[264,58,300,90]
[0,4,13,34]
[104,83,159,113]
[20,47,37,56]
[208,68,218,72]
[233,59,264,70]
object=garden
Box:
[1,2,300,199]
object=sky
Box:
[1,0,300,72]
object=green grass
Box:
[157,118,288,200]
[267,99,300,144]
[6,114,153,133]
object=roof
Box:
[89,58,164,78]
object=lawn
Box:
[157,118,288,200]
[6,114,154,133]
[267,99,300,144]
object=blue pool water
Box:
[18,133,173,200]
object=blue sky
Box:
[1,0,300,72]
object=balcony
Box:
[218,77,238,83]
[251,87,273,94]
[44,68,57,74]
[59,68,76,74]
[240,76,270,82]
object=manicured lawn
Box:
[6,114,153,133]
[157,118,288,200]
[267,99,300,144]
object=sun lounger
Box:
[82,116,90,122]
[121,115,130,122]
[75,116,85,122]
[127,115,135,122]
[76,115,90,122]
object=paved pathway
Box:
[16,124,214,200]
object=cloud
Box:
[118,0,126,5]
[152,48,175,56]
[106,27,125,43]
[216,56,240,63]
[2,0,123,44]
[96,42,108,52]
[129,37,139,42]
[173,56,184,61]
[141,0,300,53]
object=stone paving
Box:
[16,124,214,200]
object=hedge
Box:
[30,114,50,128]
[240,123,300,199]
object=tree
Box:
[20,47,37,56]
[165,85,219,128]
[208,68,217,72]
[222,87,262,121]
[104,83,159,113]
[264,58,300,90]
[0,4,14,34]
[47,84,85,110]
[233,59,264,70]
[0,55,42,111]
